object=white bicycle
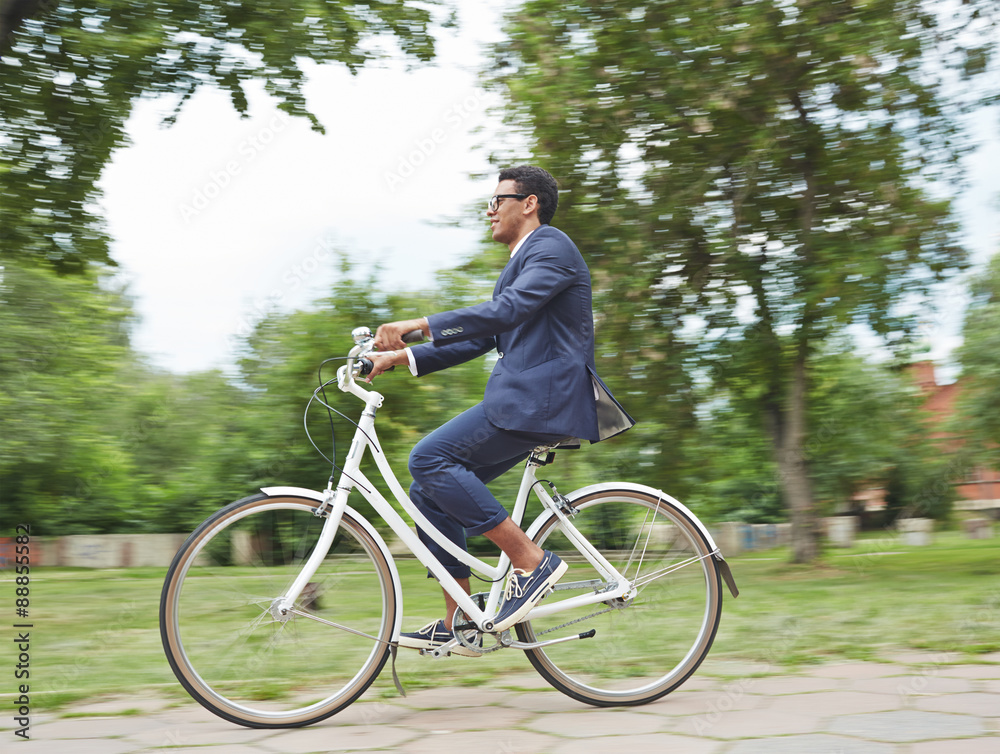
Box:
[160,327,739,728]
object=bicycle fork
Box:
[269,483,348,621]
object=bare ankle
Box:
[512,550,544,573]
[483,518,544,573]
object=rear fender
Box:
[529,481,739,599]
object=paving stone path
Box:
[5,653,999,753]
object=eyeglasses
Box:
[488,193,529,212]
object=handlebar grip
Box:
[401,329,425,344]
[357,358,394,376]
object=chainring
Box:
[451,608,504,654]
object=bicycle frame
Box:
[266,348,634,637]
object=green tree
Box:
[805,345,956,524]
[101,364,253,533]
[956,253,1000,455]
[0,261,258,534]
[685,399,783,525]
[0,0,438,271]
[0,261,135,532]
[687,343,950,527]
[491,0,996,561]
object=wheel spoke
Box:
[631,550,720,591]
[288,608,389,645]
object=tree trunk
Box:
[767,349,820,563]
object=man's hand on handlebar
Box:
[374,318,429,351]
[364,350,410,381]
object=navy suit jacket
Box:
[410,225,634,443]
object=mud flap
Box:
[389,645,406,697]
[716,556,739,598]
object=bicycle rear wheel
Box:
[160,493,396,727]
[517,487,723,706]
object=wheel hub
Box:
[269,597,293,623]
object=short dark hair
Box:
[498,165,559,225]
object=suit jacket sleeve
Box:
[409,336,496,376]
[424,235,577,346]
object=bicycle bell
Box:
[352,326,374,345]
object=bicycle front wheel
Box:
[517,487,723,706]
[160,493,397,727]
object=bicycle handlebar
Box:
[351,328,425,377]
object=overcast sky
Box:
[100,3,506,373]
[98,4,1000,375]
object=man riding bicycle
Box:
[366,165,633,653]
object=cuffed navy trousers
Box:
[407,402,564,578]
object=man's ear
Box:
[523,194,540,216]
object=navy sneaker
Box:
[492,551,568,632]
[397,619,481,657]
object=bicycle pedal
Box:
[419,648,450,659]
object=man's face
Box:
[488,179,528,245]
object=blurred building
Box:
[910,360,1000,514]
[849,361,1000,518]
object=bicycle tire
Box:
[516,487,723,706]
[160,493,396,728]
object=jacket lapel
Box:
[493,251,523,297]
[494,229,543,295]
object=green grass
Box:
[2,531,997,712]
[714,532,1000,667]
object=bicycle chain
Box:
[535,604,621,635]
